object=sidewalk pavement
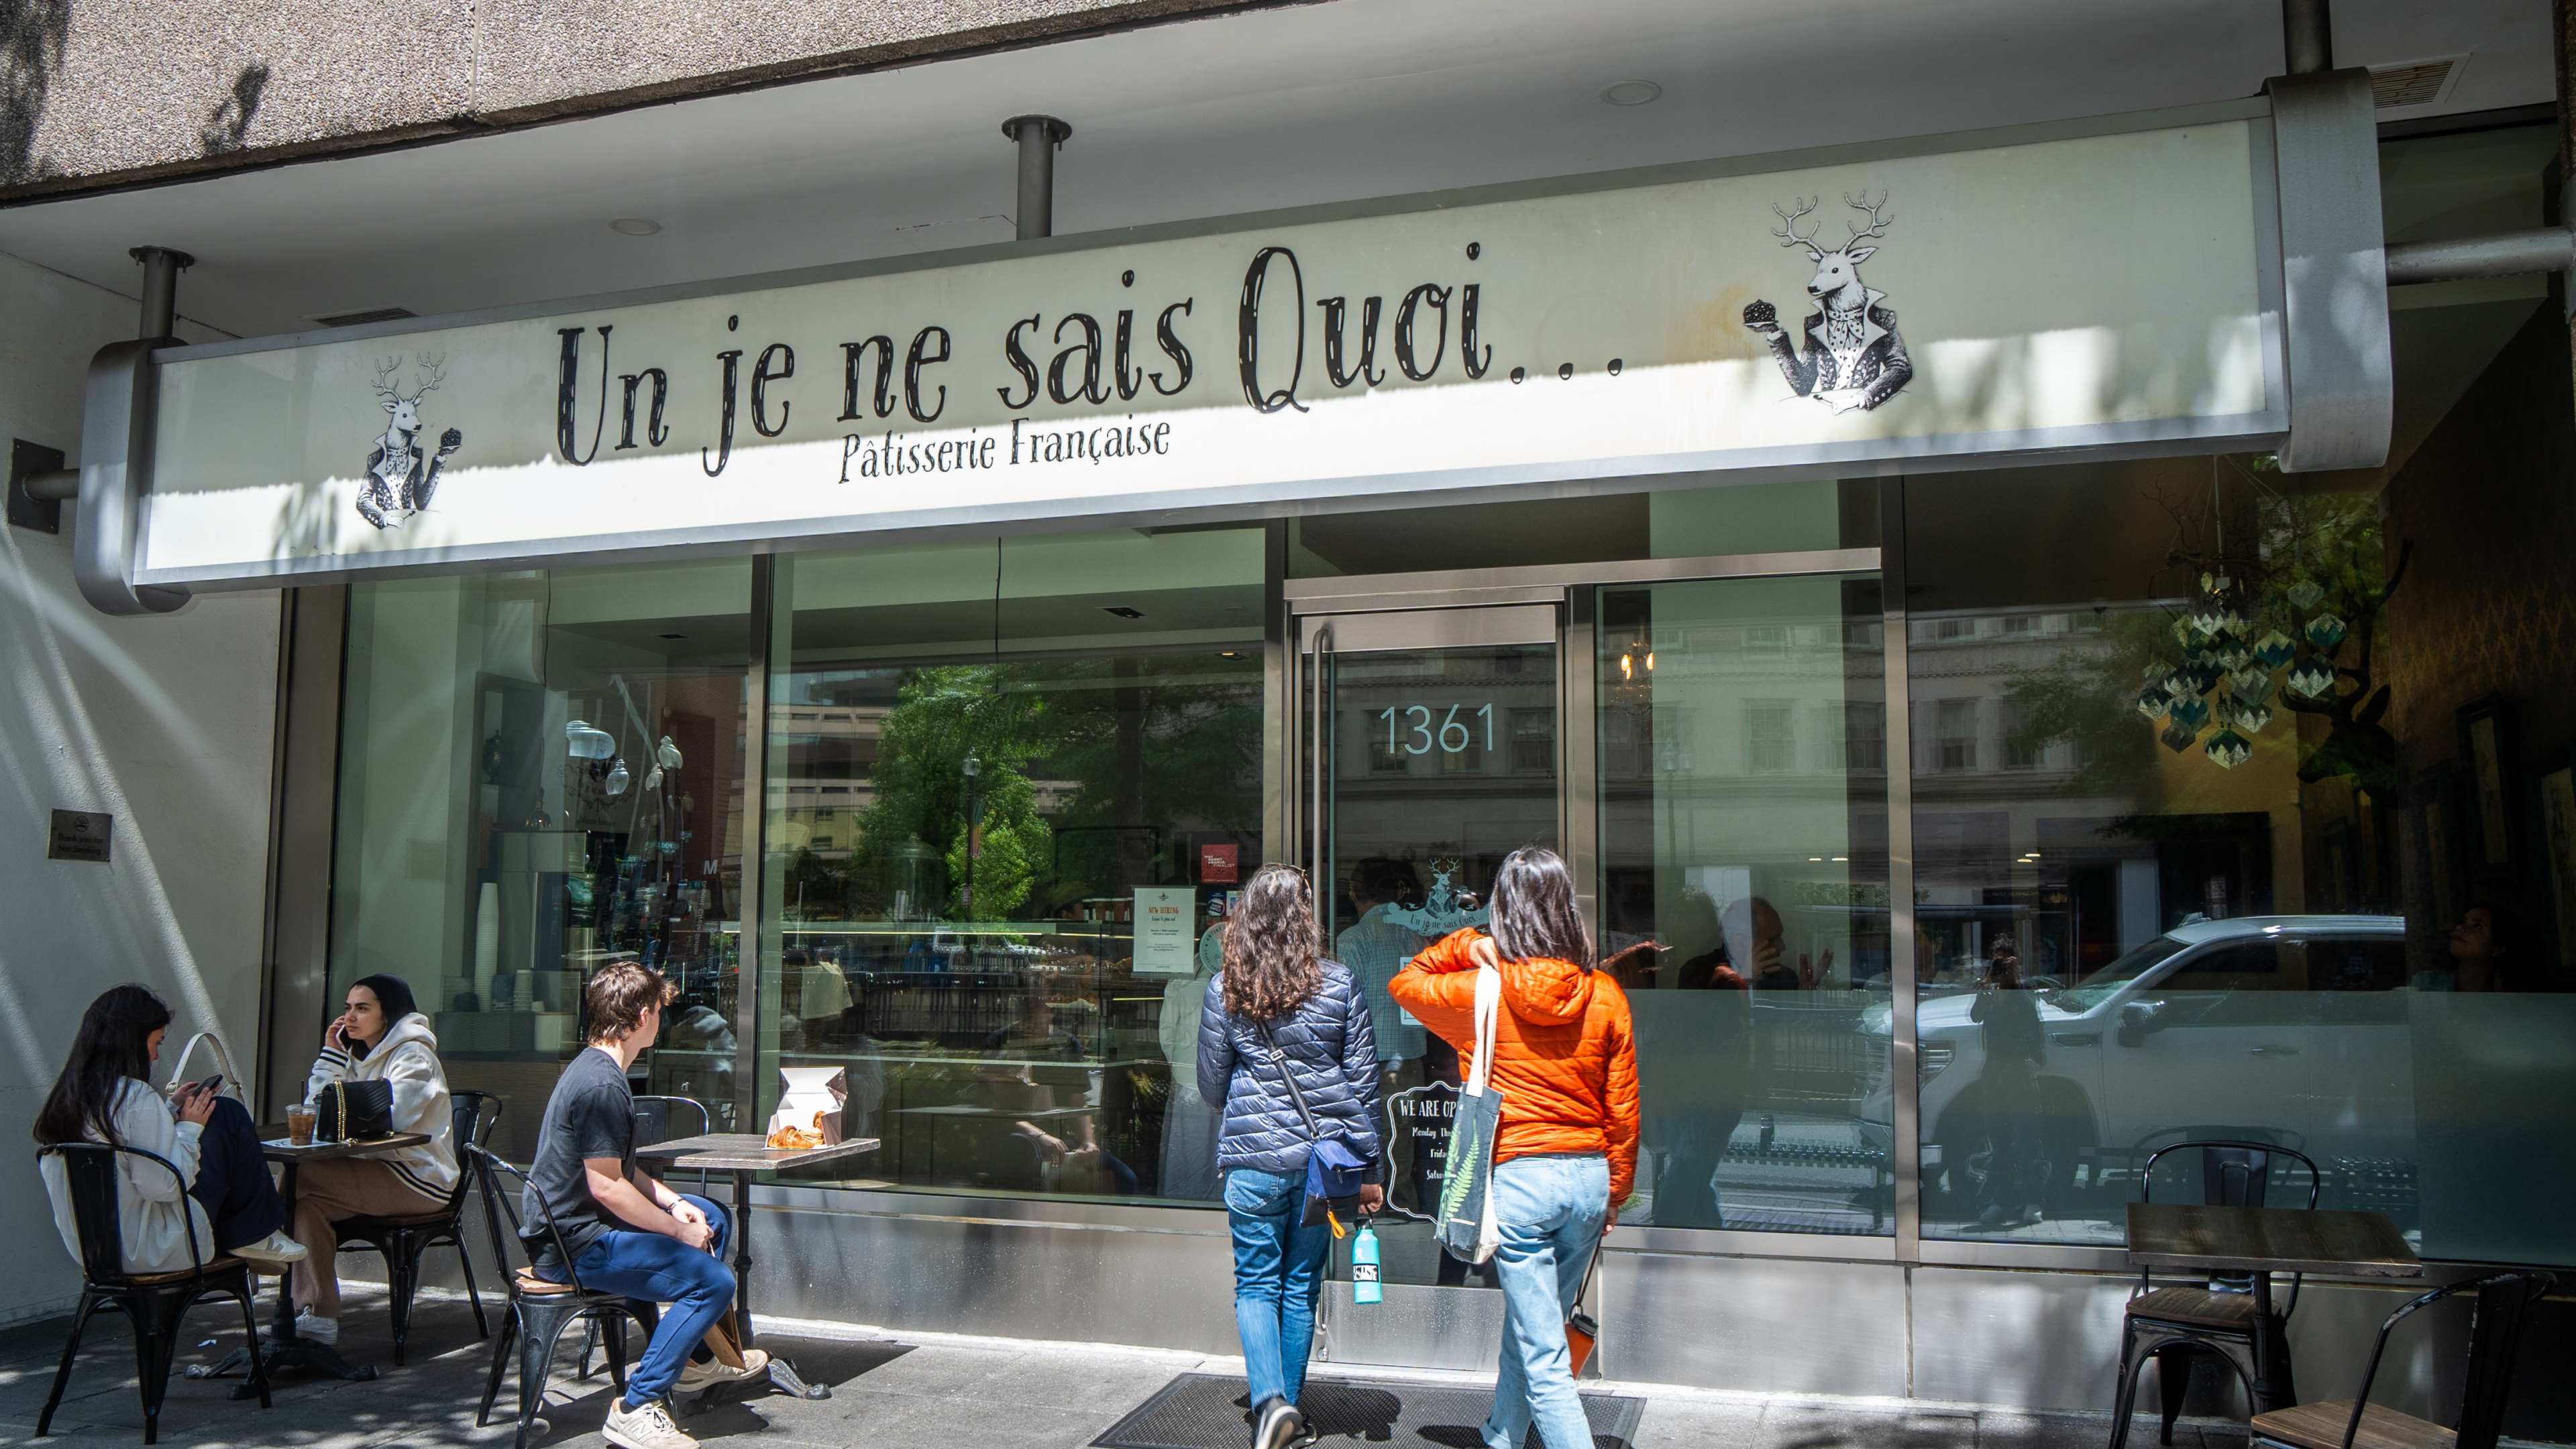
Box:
[0,1287,2208,1449]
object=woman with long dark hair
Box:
[1391,848,1638,1449]
[288,973,459,1344]
[36,985,307,1275]
[1198,864,1385,1449]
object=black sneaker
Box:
[1250,1395,1306,1449]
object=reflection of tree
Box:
[2003,612,2165,800]
[853,667,1053,918]
[2005,464,2401,798]
[782,845,857,921]
[1039,657,1260,907]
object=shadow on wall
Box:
[200,62,266,156]
[0,0,72,182]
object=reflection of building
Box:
[1908,608,2176,983]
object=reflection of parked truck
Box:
[1862,915,2414,1213]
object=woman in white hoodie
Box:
[36,985,309,1275]
[289,974,459,1344]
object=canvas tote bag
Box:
[1434,963,1505,1264]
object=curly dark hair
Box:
[1220,864,1323,1022]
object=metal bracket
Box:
[2267,69,2392,474]
[72,337,189,615]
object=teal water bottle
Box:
[1352,1224,1382,1305]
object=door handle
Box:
[2051,1032,2101,1046]
[1309,621,1334,926]
[2248,1044,2301,1057]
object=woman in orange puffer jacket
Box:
[1390,847,1637,1449]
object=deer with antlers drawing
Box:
[357,354,464,530]
[1742,191,1913,413]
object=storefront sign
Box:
[138,105,2279,586]
[1387,1081,1461,1221]
[1132,886,1196,975]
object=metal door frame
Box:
[1281,544,1912,1360]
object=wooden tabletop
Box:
[259,1131,431,1163]
[636,1132,883,1173]
[2127,1202,2422,1278]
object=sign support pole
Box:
[1002,115,1073,241]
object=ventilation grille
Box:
[2368,55,2465,110]
[309,305,417,327]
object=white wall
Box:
[0,250,280,1325]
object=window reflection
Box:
[330,564,754,1160]
[1599,574,1894,1235]
[759,533,1266,1203]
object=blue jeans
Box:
[550,1195,735,1407]
[1483,1154,1609,1449]
[1225,1167,1330,1407]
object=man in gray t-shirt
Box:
[523,963,761,1449]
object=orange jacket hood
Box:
[1498,952,1597,1028]
[1386,928,1641,1204]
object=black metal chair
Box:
[2249,1271,2557,1449]
[35,1143,272,1444]
[467,1144,655,1449]
[2108,1140,2321,1449]
[329,1089,503,1364]
[632,1095,714,1189]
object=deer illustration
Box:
[358,354,463,530]
[1743,191,1913,413]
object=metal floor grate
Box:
[1093,1371,1645,1449]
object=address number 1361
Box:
[1379,704,1493,755]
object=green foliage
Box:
[853,665,1055,918]
[843,655,1262,922]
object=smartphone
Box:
[194,1074,224,1097]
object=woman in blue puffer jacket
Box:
[1199,863,1385,1449]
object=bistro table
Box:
[191,1131,433,1396]
[635,1131,881,1401]
[2125,1201,2422,1412]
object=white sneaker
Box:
[232,1231,309,1269]
[294,1313,338,1344]
[676,1347,769,1393]
[603,1396,698,1449]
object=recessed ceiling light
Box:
[609,218,663,237]
[1600,80,1662,107]
[1101,606,1144,619]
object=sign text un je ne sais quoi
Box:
[140,108,2278,585]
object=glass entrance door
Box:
[1297,604,1560,1368]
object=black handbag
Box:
[315,1078,396,1141]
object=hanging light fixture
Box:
[604,756,631,796]
[655,735,684,771]
[564,720,614,759]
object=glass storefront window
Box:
[329,561,753,1159]
[757,529,1267,1202]
[1897,122,2576,1265]
[1597,573,1894,1234]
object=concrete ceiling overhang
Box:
[0,0,2548,341]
